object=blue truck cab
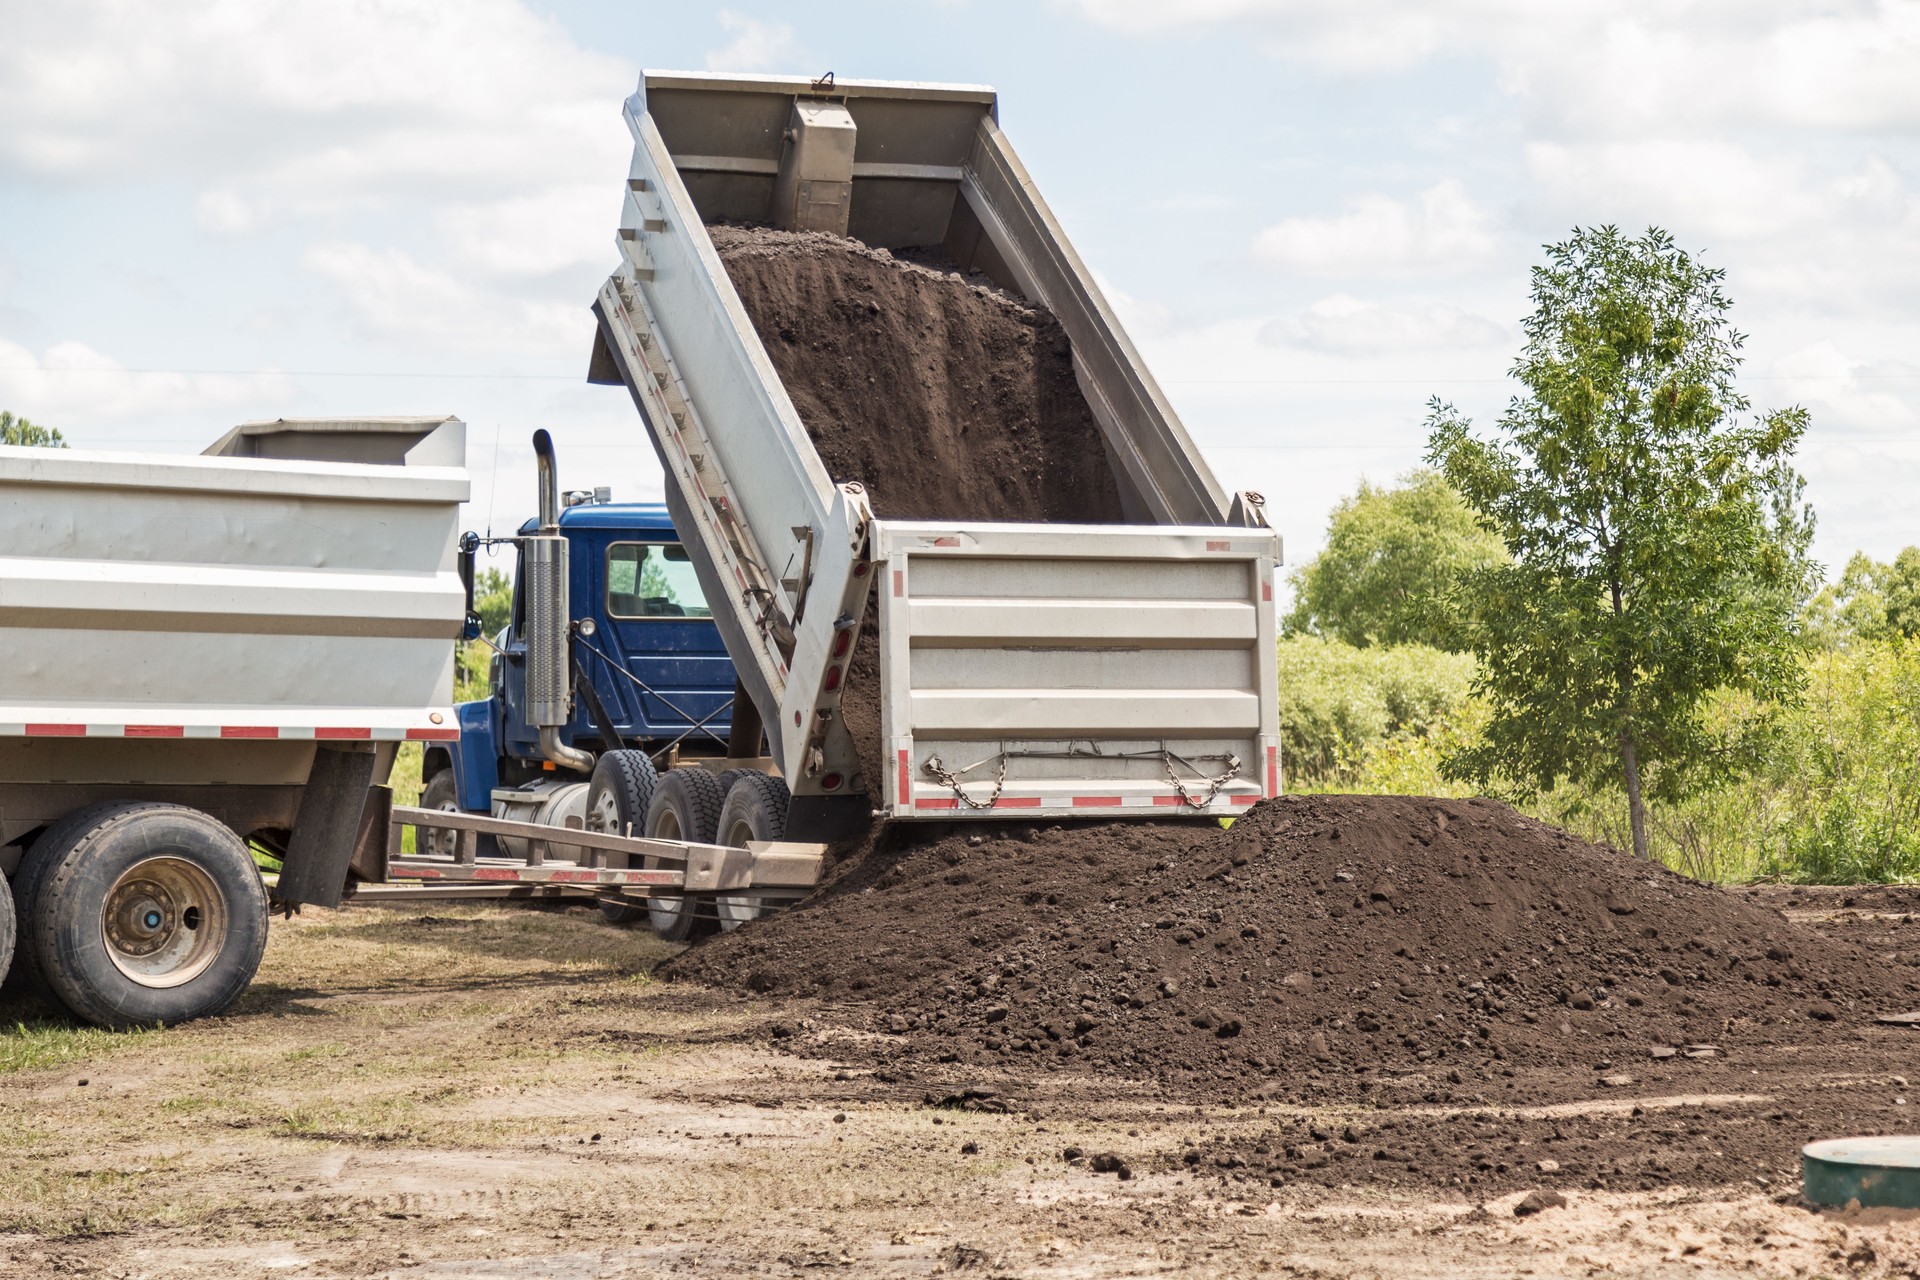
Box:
[422,499,738,814]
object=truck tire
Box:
[586,751,660,925]
[0,874,15,991]
[27,803,270,1029]
[419,770,462,859]
[714,772,790,932]
[642,768,726,942]
[9,802,127,991]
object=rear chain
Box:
[1162,749,1242,809]
[922,752,1010,810]
[922,748,1241,810]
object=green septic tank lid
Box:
[1803,1137,1920,1209]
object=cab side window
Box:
[606,543,711,619]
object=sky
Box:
[3,0,1918,591]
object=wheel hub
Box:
[101,856,228,988]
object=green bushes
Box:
[1275,636,1476,787]
[1283,634,1920,883]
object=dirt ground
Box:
[3,887,1920,1279]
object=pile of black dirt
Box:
[666,794,1913,1103]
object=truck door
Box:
[495,543,540,764]
[594,541,734,747]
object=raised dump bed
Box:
[588,71,1281,827]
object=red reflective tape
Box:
[915,797,959,810]
[1262,578,1273,602]
[406,867,444,879]
[892,569,904,598]
[1267,745,1279,796]
[1206,540,1231,551]
[472,867,521,881]
[1153,795,1214,807]
[406,728,461,741]
[222,726,280,739]
[1231,794,1260,806]
[125,725,184,738]
[1073,796,1125,808]
[25,723,86,736]
[932,536,959,548]
[897,749,910,803]
[315,727,373,740]
[991,797,1043,808]
[551,870,600,883]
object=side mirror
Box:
[458,531,482,641]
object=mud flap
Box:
[785,794,871,845]
[277,745,380,909]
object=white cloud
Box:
[1252,181,1498,277]
[1259,294,1508,356]
[705,12,802,73]
[0,337,292,424]
[1065,1,1920,129]
[302,242,587,355]
[434,186,616,280]
[0,2,639,363]
[0,1,634,193]
[1091,269,1173,338]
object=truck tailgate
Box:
[876,521,1280,818]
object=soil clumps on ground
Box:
[712,224,1130,786]
[669,795,1912,1102]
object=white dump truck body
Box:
[0,420,467,777]
[589,72,1282,822]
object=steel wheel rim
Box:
[425,788,461,857]
[587,789,622,835]
[101,856,229,989]
[646,808,689,933]
[714,814,764,932]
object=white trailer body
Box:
[588,72,1282,826]
[0,418,469,867]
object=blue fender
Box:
[444,699,502,813]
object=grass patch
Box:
[0,1020,161,1075]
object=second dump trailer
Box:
[588,71,1283,834]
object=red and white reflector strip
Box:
[1,722,459,742]
[908,792,1260,813]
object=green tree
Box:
[1283,469,1507,650]
[1426,225,1814,860]
[472,567,512,637]
[0,410,65,447]
[1807,548,1920,647]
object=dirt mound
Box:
[711,225,1127,525]
[668,795,1912,1101]
[713,225,1129,790]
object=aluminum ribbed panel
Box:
[875,521,1280,819]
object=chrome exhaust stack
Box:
[525,430,593,774]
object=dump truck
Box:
[0,418,821,1026]
[583,70,1282,844]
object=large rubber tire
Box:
[586,751,660,926]
[29,803,270,1029]
[0,873,15,991]
[10,803,127,994]
[419,770,462,859]
[714,772,791,933]
[642,769,726,942]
